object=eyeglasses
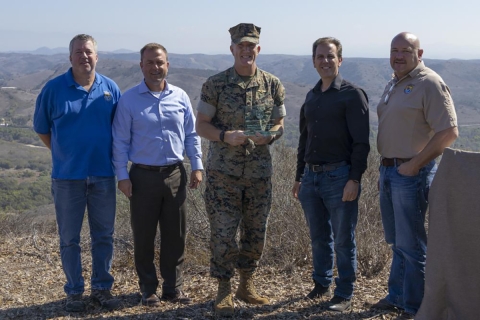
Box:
[384,79,397,104]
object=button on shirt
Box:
[295,74,370,182]
[112,80,203,181]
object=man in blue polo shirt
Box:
[33,34,121,313]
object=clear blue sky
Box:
[1,0,479,59]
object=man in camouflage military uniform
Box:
[196,23,286,316]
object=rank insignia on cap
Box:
[404,85,414,94]
[104,91,112,101]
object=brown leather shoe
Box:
[161,290,192,304]
[141,293,161,307]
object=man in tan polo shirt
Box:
[372,32,458,319]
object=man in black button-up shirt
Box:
[292,37,370,312]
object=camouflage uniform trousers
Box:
[205,169,272,279]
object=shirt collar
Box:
[65,68,100,88]
[313,73,343,92]
[139,79,172,94]
[228,67,260,89]
[408,60,425,78]
[394,61,425,82]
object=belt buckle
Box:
[161,162,179,172]
[157,165,169,172]
[325,164,334,171]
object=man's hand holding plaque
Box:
[244,106,281,137]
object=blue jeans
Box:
[379,160,435,315]
[51,176,116,295]
[298,165,358,299]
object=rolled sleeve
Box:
[271,79,286,120]
[272,104,286,118]
[197,100,217,118]
[198,79,218,118]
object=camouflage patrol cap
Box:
[229,23,261,44]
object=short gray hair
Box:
[69,34,97,55]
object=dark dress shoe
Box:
[142,293,161,307]
[306,281,331,299]
[328,295,351,312]
[161,290,192,304]
[395,311,415,319]
[369,297,397,311]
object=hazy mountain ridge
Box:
[1,52,480,132]
[3,47,135,55]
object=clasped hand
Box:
[224,130,271,146]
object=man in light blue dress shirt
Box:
[112,43,203,307]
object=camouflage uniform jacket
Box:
[198,67,286,178]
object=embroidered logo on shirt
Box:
[104,91,112,101]
[404,85,414,94]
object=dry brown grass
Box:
[0,143,399,319]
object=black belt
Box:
[134,162,181,172]
[381,158,411,167]
[307,161,348,173]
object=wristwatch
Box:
[268,135,276,145]
[219,130,226,142]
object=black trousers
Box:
[129,163,187,295]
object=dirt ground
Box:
[0,234,407,320]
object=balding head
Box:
[390,32,423,78]
[392,32,421,50]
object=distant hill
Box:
[0,88,37,126]
[1,52,480,133]
[110,48,135,54]
[5,47,70,55]
[3,47,136,55]
[31,47,69,55]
